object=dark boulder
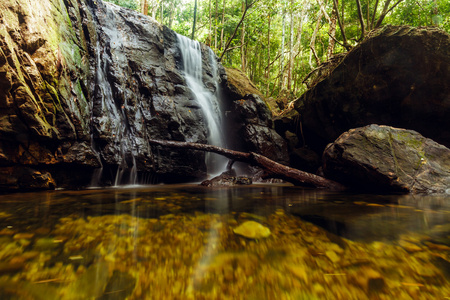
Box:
[323,124,450,193]
[295,25,450,153]
[222,68,289,166]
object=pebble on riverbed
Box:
[233,221,271,239]
[0,209,449,299]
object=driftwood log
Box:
[149,139,346,191]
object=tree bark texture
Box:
[149,139,347,191]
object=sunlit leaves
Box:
[106,0,449,100]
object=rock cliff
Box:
[0,0,287,191]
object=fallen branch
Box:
[149,139,346,191]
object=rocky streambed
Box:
[0,185,449,299]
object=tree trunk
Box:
[220,0,226,50]
[292,5,305,63]
[168,1,175,28]
[279,7,286,90]
[326,0,337,59]
[141,0,148,15]
[191,0,198,40]
[240,1,246,71]
[209,0,212,46]
[287,0,294,90]
[266,13,271,96]
[219,0,256,61]
[160,0,164,24]
[148,139,347,190]
[333,0,351,50]
[356,0,366,39]
[309,9,323,67]
[151,1,157,19]
[375,0,403,28]
[214,0,218,50]
[370,0,380,30]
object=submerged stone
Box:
[201,171,253,187]
[233,221,271,239]
[100,270,136,300]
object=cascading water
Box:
[177,34,228,176]
[90,41,138,187]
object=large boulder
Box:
[222,68,289,166]
[323,124,450,193]
[295,25,450,153]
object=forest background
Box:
[105,0,450,104]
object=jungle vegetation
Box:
[105,0,450,101]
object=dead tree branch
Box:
[149,139,346,191]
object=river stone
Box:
[294,25,450,153]
[323,124,450,193]
[200,170,252,187]
[233,221,271,239]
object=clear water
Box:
[0,185,449,299]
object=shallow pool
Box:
[0,184,449,299]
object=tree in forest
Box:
[105,0,139,10]
[107,0,450,103]
[192,0,198,39]
[219,0,258,61]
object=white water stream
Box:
[177,34,227,176]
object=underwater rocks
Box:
[200,170,252,187]
[233,221,271,239]
[294,25,450,153]
[323,124,450,193]
[1,210,449,299]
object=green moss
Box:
[45,81,61,106]
[393,131,424,149]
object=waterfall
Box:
[90,42,138,187]
[177,34,227,176]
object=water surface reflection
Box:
[0,184,449,299]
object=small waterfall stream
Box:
[90,41,138,187]
[177,34,227,176]
[90,32,228,186]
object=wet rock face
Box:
[229,94,289,166]
[323,124,450,193]
[0,0,280,190]
[295,25,450,153]
[0,0,97,190]
[222,68,289,166]
[90,2,211,183]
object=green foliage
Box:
[389,0,450,31]
[107,0,450,102]
[104,0,139,11]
